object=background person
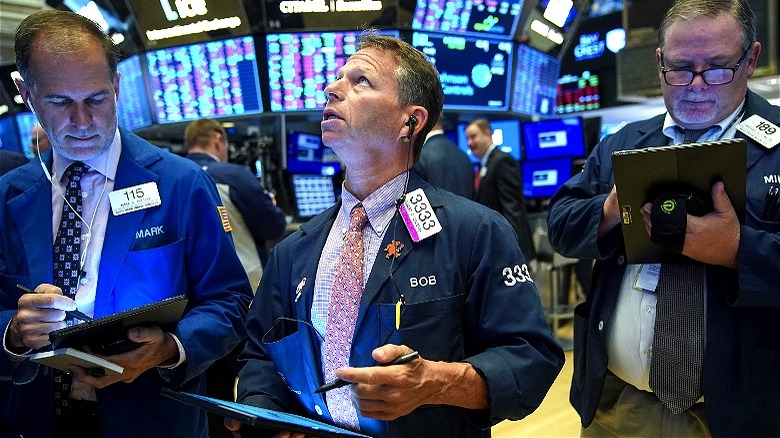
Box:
[412,117,475,199]
[466,118,537,262]
[547,0,780,435]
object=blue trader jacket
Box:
[0,128,253,438]
[238,173,565,437]
[547,90,780,437]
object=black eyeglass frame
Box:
[660,43,754,86]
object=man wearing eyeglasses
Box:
[546,0,780,436]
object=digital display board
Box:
[522,157,572,199]
[146,36,263,124]
[266,30,398,112]
[0,64,27,114]
[456,119,521,163]
[511,43,561,117]
[127,0,252,50]
[0,115,22,154]
[522,116,586,160]
[15,112,37,157]
[116,55,154,131]
[411,0,525,39]
[410,31,512,111]
[556,71,601,114]
[264,0,395,31]
[290,174,337,219]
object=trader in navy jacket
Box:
[231,32,563,438]
[547,1,780,435]
[0,10,252,438]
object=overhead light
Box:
[543,0,574,28]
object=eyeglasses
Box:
[660,43,753,86]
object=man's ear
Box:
[12,74,33,112]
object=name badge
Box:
[736,115,780,149]
[109,182,162,216]
[633,263,661,293]
[399,188,442,242]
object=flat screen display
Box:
[456,119,521,163]
[522,157,572,199]
[266,30,398,112]
[116,55,154,131]
[556,71,601,114]
[410,31,513,111]
[146,36,263,124]
[128,0,252,50]
[511,43,561,117]
[15,112,37,157]
[412,0,525,39]
[264,0,395,31]
[0,115,23,154]
[522,116,585,160]
[291,174,337,219]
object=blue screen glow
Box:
[522,116,585,160]
[117,55,154,130]
[412,0,525,39]
[522,157,572,199]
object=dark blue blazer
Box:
[476,148,536,261]
[186,152,287,265]
[237,173,564,437]
[0,129,253,438]
[412,133,475,199]
[0,150,28,176]
[547,90,780,436]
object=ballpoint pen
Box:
[16,284,93,323]
[315,351,420,394]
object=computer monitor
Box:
[265,30,399,112]
[0,115,23,154]
[145,36,263,124]
[456,119,522,163]
[15,112,37,157]
[290,174,337,220]
[411,0,526,39]
[408,31,513,111]
[521,116,586,160]
[285,130,342,176]
[116,55,154,131]
[511,43,561,117]
[522,157,573,199]
[263,0,395,31]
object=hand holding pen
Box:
[315,351,420,393]
[8,284,93,351]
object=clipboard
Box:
[49,295,188,355]
[160,389,370,438]
[611,138,747,264]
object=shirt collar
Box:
[480,144,497,167]
[339,172,408,237]
[662,99,746,143]
[424,129,445,142]
[53,128,121,182]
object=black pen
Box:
[16,284,93,323]
[315,351,420,394]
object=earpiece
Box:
[403,115,418,142]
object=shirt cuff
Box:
[3,321,32,363]
[157,333,186,369]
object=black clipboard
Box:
[611,138,747,264]
[160,389,370,438]
[49,295,188,355]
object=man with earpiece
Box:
[0,10,253,438]
[227,31,564,438]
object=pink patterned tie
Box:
[323,204,368,430]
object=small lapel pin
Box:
[384,240,404,259]
[295,277,306,302]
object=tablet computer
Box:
[49,295,188,355]
[160,389,369,438]
[612,138,747,264]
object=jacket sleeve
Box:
[228,166,287,243]
[547,132,625,261]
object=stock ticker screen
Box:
[116,55,154,130]
[266,30,398,112]
[410,31,513,111]
[145,36,263,124]
[511,43,561,117]
[411,0,526,39]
